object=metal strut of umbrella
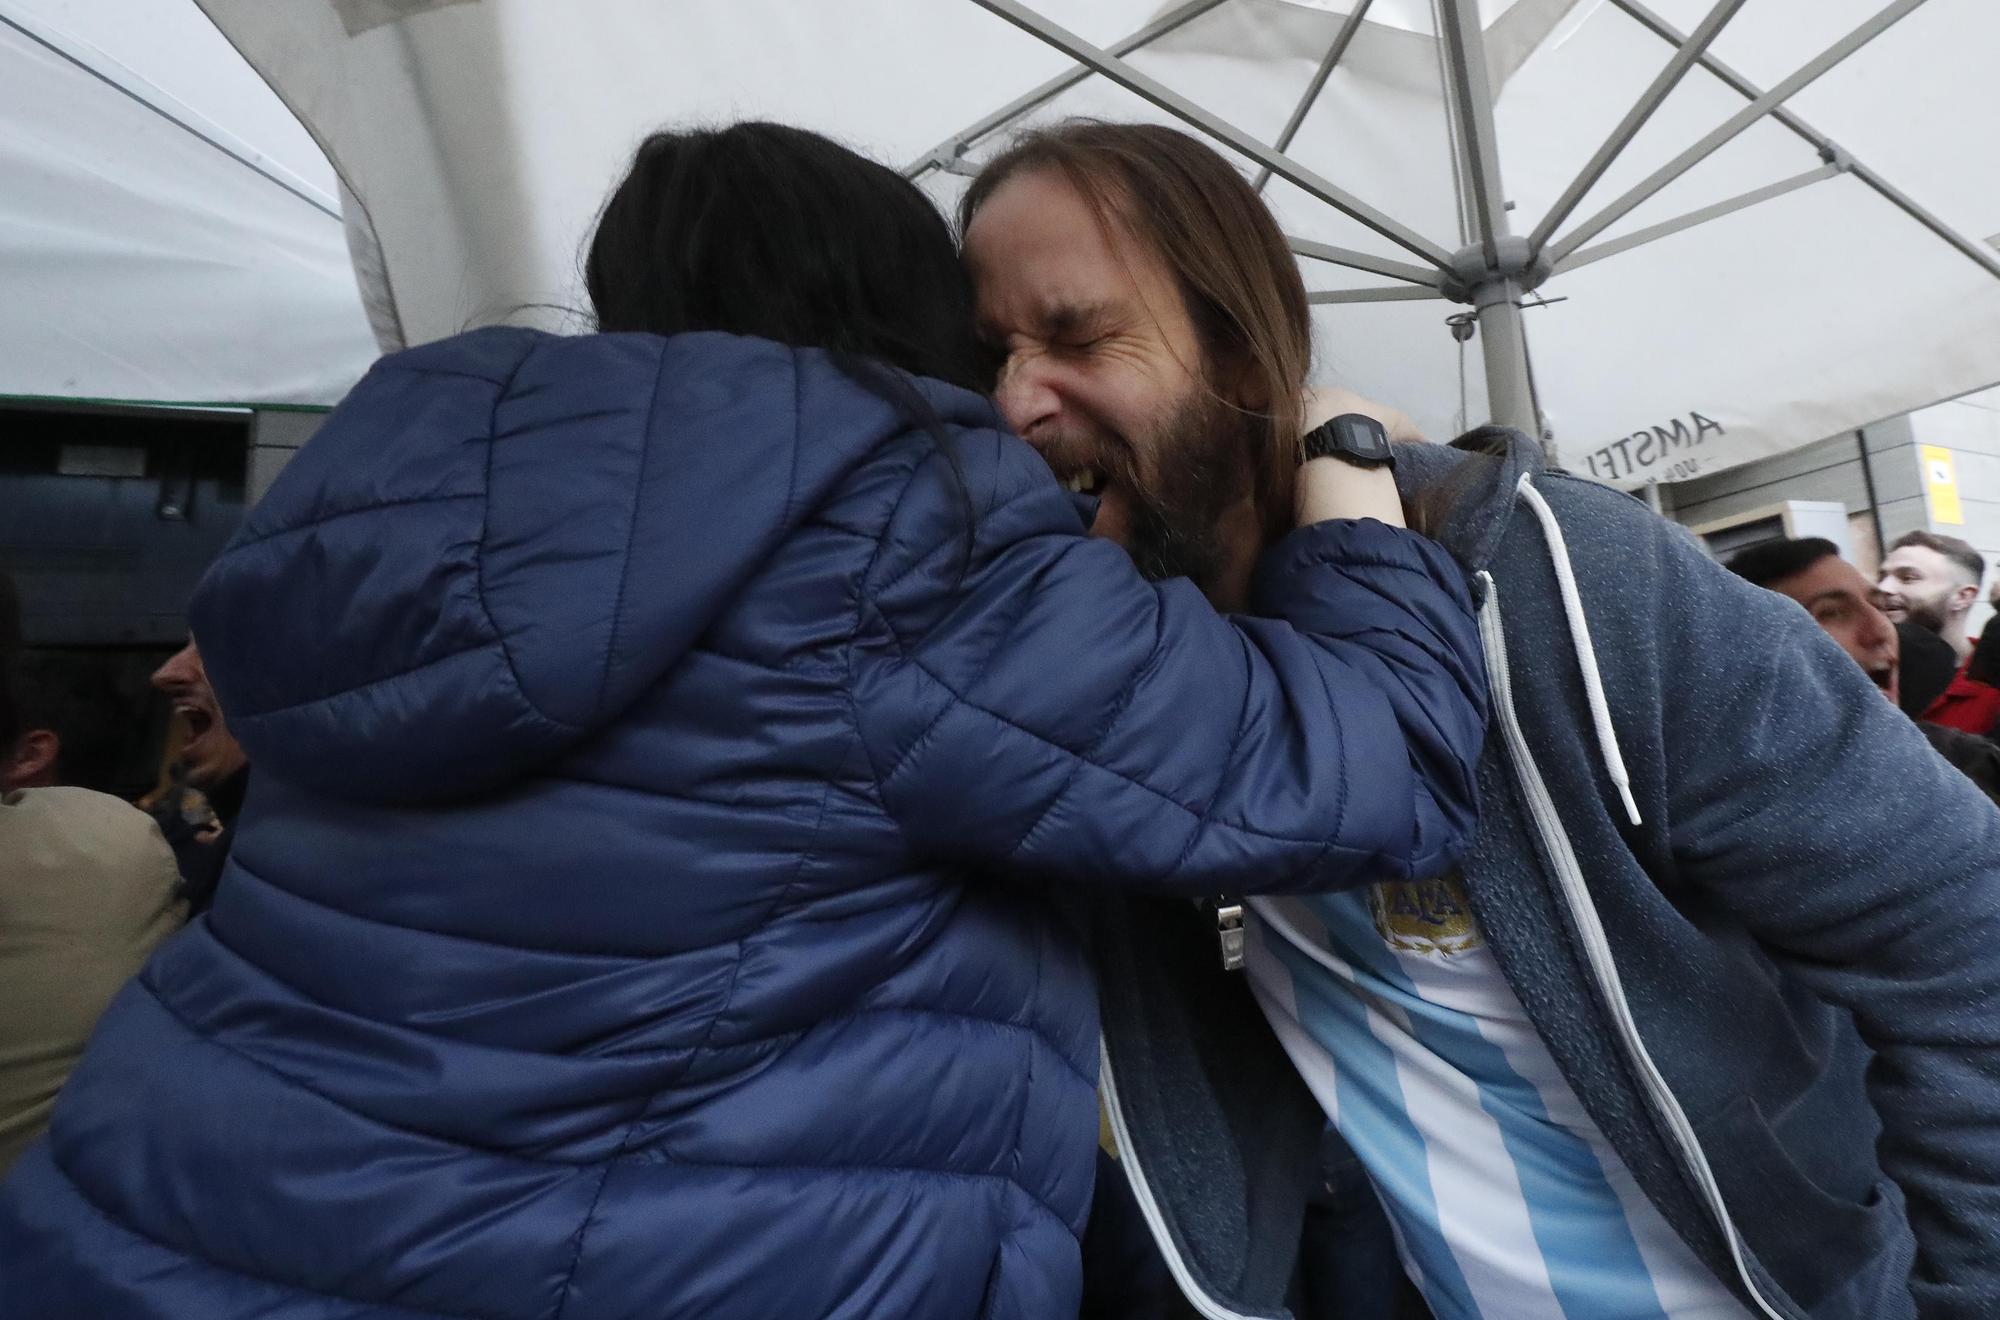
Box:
[192,0,2000,490]
[903,0,2000,466]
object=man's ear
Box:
[1954,582,1981,618]
[2,728,60,790]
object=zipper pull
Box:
[1214,899,1246,971]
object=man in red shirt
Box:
[1879,530,2000,734]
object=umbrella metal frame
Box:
[907,0,2000,449]
[0,6,339,222]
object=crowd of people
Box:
[1726,530,2000,803]
[1,117,1997,1320]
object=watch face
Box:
[1333,414,1392,461]
[1305,413,1392,464]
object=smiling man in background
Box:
[1876,530,2000,736]
[1729,538,1902,697]
[1877,530,1983,663]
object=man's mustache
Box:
[1030,427,1139,485]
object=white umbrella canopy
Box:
[0,0,377,406]
[195,0,2000,483]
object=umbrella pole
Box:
[1436,0,1542,446]
[1476,278,1536,440]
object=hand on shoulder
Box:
[1295,386,1417,529]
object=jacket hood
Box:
[1399,426,1645,824]
[192,327,995,804]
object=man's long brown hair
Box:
[962,121,1312,543]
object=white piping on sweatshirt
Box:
[1476,553,1791,1320]
[1513,473,1643,827]
[1098,1044,1269,1320]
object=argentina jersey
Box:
[1245,880,1752,1320]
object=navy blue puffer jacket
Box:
[0,329,1486,1319]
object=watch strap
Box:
[1301,412,1394,467]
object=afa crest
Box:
[1368,872,1483,957]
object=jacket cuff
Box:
[1250,519,1472,616]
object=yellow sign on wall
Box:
[1922,444,1965,526]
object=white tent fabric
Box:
[193,0,2000,483]
[0,0,376,406]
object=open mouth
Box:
[1059,468,1108,497]
[1865,664,1895,692]
[176,701,215,743]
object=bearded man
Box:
[1876,530,2000,735]
[1877,530,1983,662]
[963,120,2000,1320]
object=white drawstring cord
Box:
[1514,473,1644,827]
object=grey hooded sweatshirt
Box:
[1093,429,2000,1320]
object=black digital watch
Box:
[1300,412,1394,469]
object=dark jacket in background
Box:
[1893,624,2000,801]
[1896,620,1956,719]
[1919,721,2000,805]
[0,328,1487,1320]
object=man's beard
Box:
[1903,593,1952,634]
[1120,390,1257,594]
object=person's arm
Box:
[1297,459,1403,529]
[1640,511,2000,1315]
[1295,388,1409,527]
[850,426,1487,895]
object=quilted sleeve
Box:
[848,428,1487,896]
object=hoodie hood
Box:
[1399,426,1644,825]
[1392,424,1547,575]
[192,327,993,804]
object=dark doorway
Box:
[2,400,250,797]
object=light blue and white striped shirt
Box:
[1246,880,1750,1320]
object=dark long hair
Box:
[586,122,988,549]
[587,122,996,395]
